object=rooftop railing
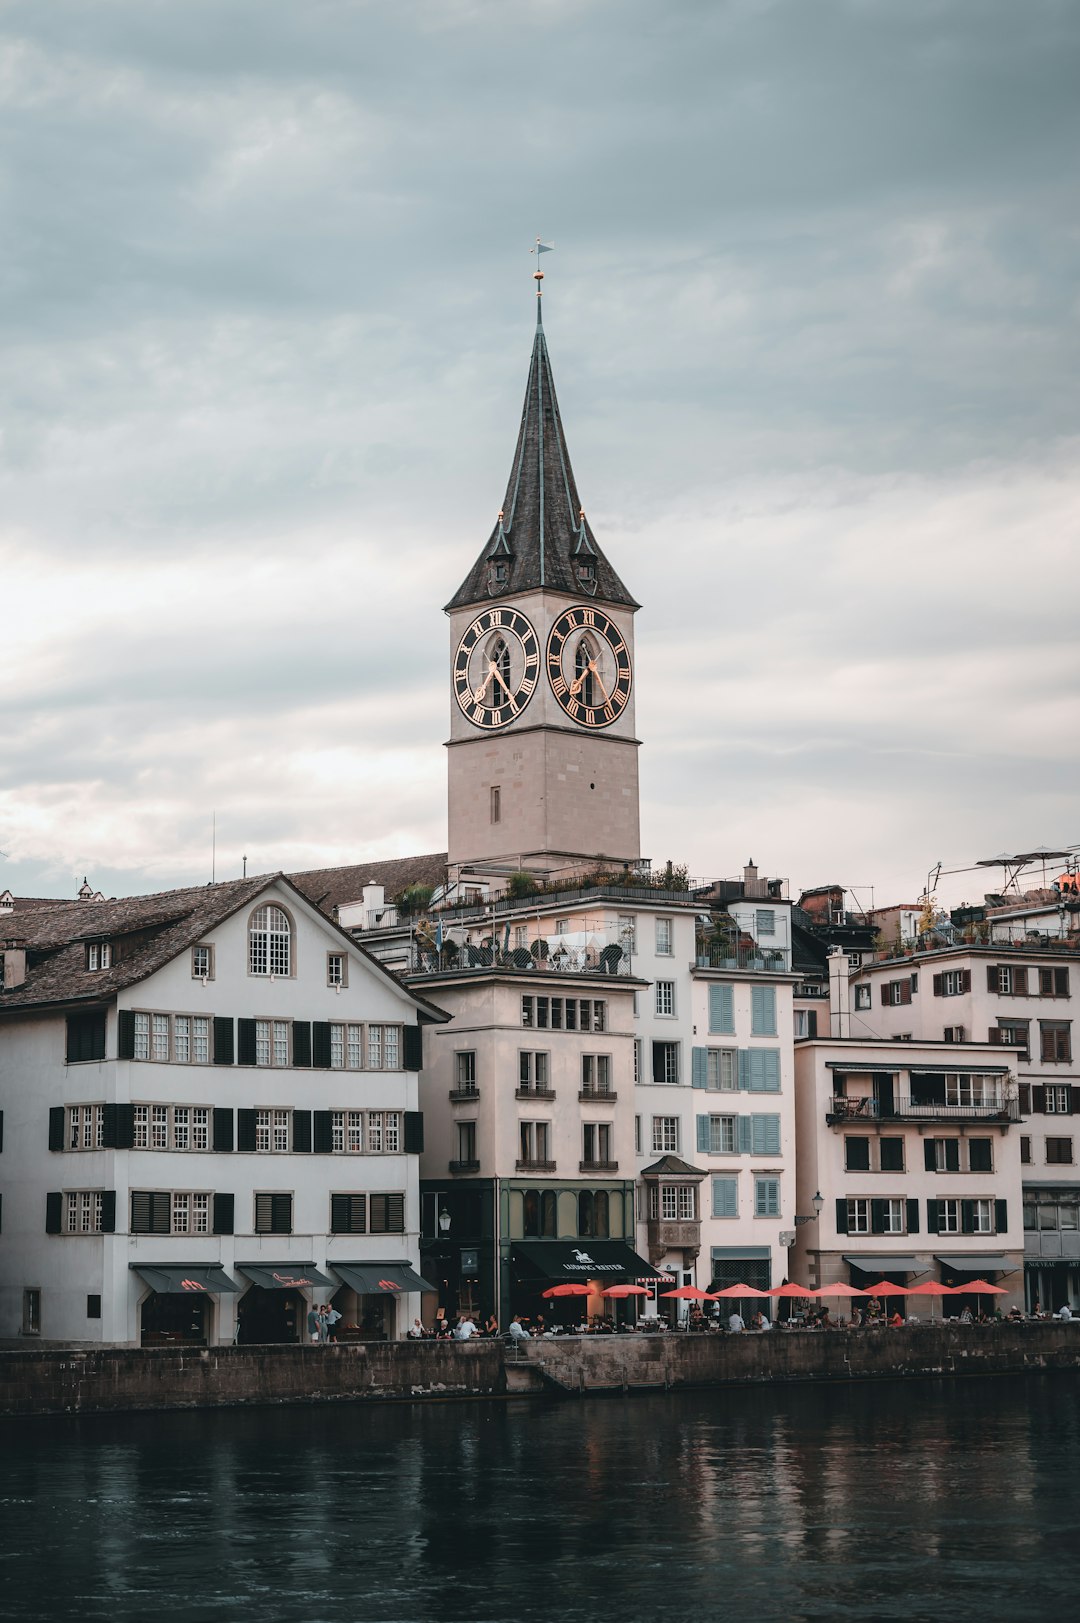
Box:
[407,937,634,978]
[827,1095,1020,1124]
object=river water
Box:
[1,1376,1078,1622]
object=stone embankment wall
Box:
[1,1325,1077,1418]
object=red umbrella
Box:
[905,1280,957,1322]
[768,1283,815,1298]
[708,1283,771,1299]
[811,1283,864,1298]
[541,1283,590,1298]
[602,1284,650,1298]
[659,1285,713,1300]
[951,1279,1007,1294]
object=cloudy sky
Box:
[1,0,1077,913]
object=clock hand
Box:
[472,664,496,704]
[589,661,611,704]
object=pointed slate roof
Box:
[446,299,639,611]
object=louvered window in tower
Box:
[575,637,597,708]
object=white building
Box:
[0,874,446,1345]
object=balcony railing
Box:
[515,1086,556,1101]
[827,1095,1020,1124]
[515,1159,556,1173]
[579,1159,619,1173]
[647,1219,701,1251]
[695,947,791,973]
[408,937,633,978]
[448,1158,480,1174]
[579,1088,618,1102]
[448,1086,480,1103]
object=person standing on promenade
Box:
[306,1304,322,1343]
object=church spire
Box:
[446,282,638,612]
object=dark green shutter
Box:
[927,1199,940,1234]
[312,1022,332,1069]
[924,1139,936,1172]
[870,1199,885,1235]
[102,1104,134,1150]
[0,1109,3,1152]
[835,1198,848,1234]
[236,1110,256,1152]
[117,1009,136,1060]
[961,1200,975,1235]
[213,1017,234,1065]
[45,1192,62,1233]
[212,1108,234,1153]
[271,1193,292,1234]
[292,1021,312,1068]
[404,1111,424,1154]
[995,1199,1008,1233]
[906,1198,919,1234]
[293,1110,312,1153]
[49,1106,65,1152]
[313,1111,334,1154]
[403,1024,424,1072]
[100,1191,116,1233]
[212,1193,234,1235]
[1032,1086,1046,1113]
[237,1019,257,1066]
[330,1193,348,1234]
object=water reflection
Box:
[1,1379,1078,1621]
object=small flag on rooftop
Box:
[531,239,554,254]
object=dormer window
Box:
[249,904,292,977]
[86,942,112,971]
[487,559,509,592]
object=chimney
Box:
[828,946,851,1039]
[2,942,27,990]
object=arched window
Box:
[249,905,291,977]
[578,1189,594,1237]
[523,1189,540,1238]
[593,1190,610,1237]
[487,635,512,704]
[574,637,597,708]
[540,1190,558,1238]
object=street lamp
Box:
[438,1209,452,1234]
[794,1191,824,1227]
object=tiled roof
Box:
[0,895,87,914]
[639,1154,706,1179]
[289,854,448,917]
[445,303,638,612]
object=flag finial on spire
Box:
[531,239,553,314]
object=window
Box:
[993,1019,1030,1050]
[971,1198,993,1235]
[328,1022,365,1069]
[581,1054,612,1096]
[754,1177,780,1218]
[131,1105,209,1152]
[635,1115,641,1153]
[131,1190,210,1235]
[938,1199,960,1234]
[519,1051,550,1094]
[327,953,346,987]
[66,1012,106,1064]
[656,1183,696,1221]
[555,918,570,935]
[87,1295,101,1319]
[131,1012,210,1064]
[456,1121,477,1164]
[934,1139,961,1173]
[86,942,112,970]
[255,1110,291,1153]
[330,1194,367,1234]
[514,925,528,950]
[368,1025,402,1069]
[937,970,968,998]
[847,1199,871,1234]
[1040,1022,1072,1064]
[619,915,637,951]
[1046,1137,1074,1165]
[1045,1085,1071,1114]
[331,1111,364,1153]
[65,1191,104,1234]
[750,986,777,1036]
[582,1123,613,1165]
[652,1116,679,1153]
[1039,967,1070,998]
[523,1188,558,1239]
[655,918,672,956]
[845,1137,871,1172]
[655,980,675,1017]
[712,1176,738,1218]
[366,1112,401,1154]
[490,785,501,824]
[22,1289,41,1337]
[369,1193,406,1234]
[854,984,872,1011]
[943,1026,965,1043]
[191,945,213,980]
[455,1051,477,1091]
[793,1009,818,1039]
[882,1198,905,1234]
[254,1020,290,1067]
[254,1192,293,1235]
[519,1122,550,1165]
[652,1042,679,1085]
[521,997,605,1032]
[248,904,291,977]
[968,1138,993,1173]
[67,1105,105,1151]
[706,1049,737,1091]
[997,966,1014,994]
[756,909,776,938]
[880,1138,904,1172]
[634,1039,643,1084]
[945,1074,1000,1108]
[702,1114,736,1154]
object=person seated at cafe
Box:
[1057,1303,1073,1321]
[958,1306,973,1324]
[483,1313,499,1337]
[728,1310,745,1333]
[508,1315,531,1341]
[752,1310,771,1332]
[888,1310,904,1328]
[1007,1305,1023,1321]
[407,1318,427,1339]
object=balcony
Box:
[579,1088,618,1103]
[579,1159,619,1173]
[826,1095,1021,1125]
[408,934,634,979]
[515,1087,556,1101]
[647,1219,701,1254]
[695,946,791,973]
[448,1158,480,1174]
[448,1086,480,1103]
[515,1159,556,1173]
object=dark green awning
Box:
[237,1263,333,1290]
[332,1262,437,1295]
[130,1264,240,1295]
[512,1240,669,1280]
[935,1254,1013,1274]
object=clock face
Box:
[453,606,541,730]
[546,605,633,729]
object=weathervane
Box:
[530,237,553,295]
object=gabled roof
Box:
[290,854,448,917]
[446,300,638,612]
[639,1154,706,1180]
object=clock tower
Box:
[446,286,641,881]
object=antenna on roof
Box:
[211,811,216,885]
[243,854,248,879]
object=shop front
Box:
[843,1252,922,1312]
[131,1263,240,1346]
[330,1261,437,1341]
[236,1263,334,1345]
[935,1253,1019,1313]
[510,1240,668,1328]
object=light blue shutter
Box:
[747,1050,766,1092]
[691,1047,708,1089]
[751,986,777,1035]
[752,1114,781,1154]
[755,1177,780,1217]
[762,1050,781,1092]
[709,984,734,1034]
[751,1115,766,1154]
[696,1115,709,1153]
[738,1050,751,1090]
[712,1177,738,1218]
[737,1116,753,1154]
